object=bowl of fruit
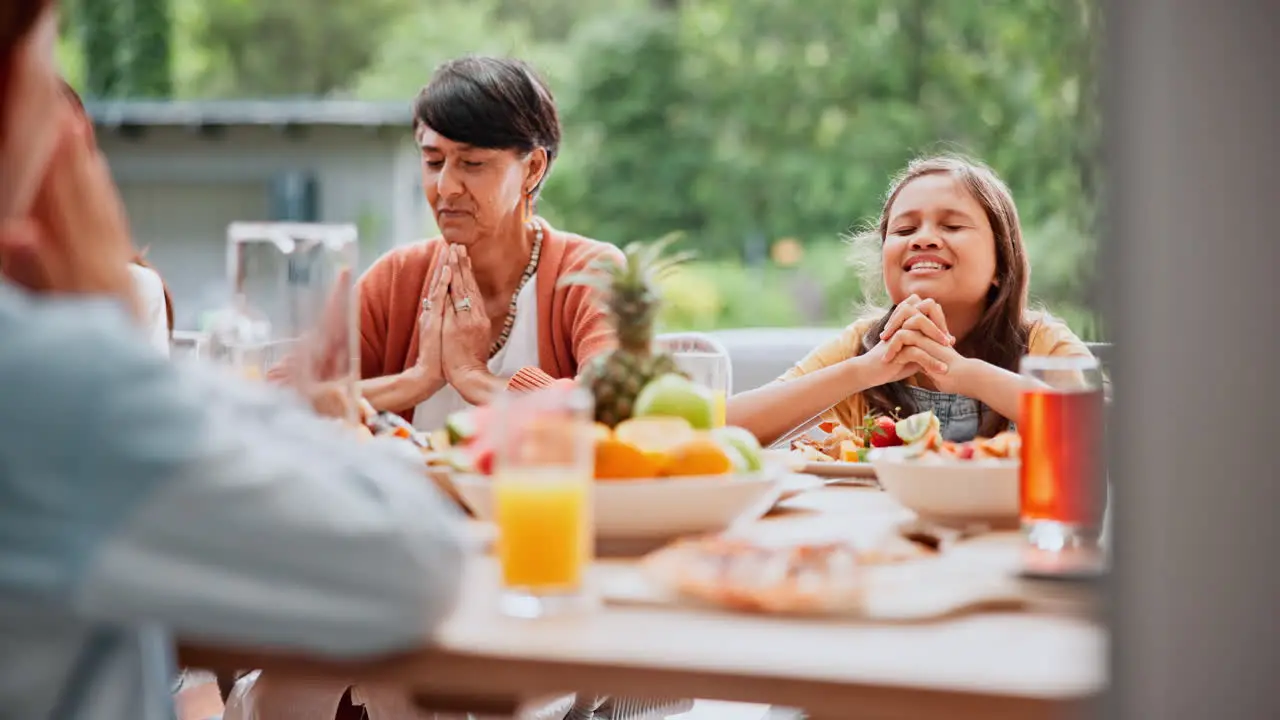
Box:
[446,372,786,540]
[868,411,1022,529]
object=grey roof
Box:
[84,99,413,128]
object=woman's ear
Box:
[524,147,549,195]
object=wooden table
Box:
[181,486,1106,720]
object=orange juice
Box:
[493,469,591,590]
[712,389,727,428]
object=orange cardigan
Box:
[356,223,622,421]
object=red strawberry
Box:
[473,447,495,476]
[870,416,902,447]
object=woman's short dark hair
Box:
[413,56,562,195]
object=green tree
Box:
[181,0,419,97]
[545,8,710,247]
[120,0,172,97]
[351,0,556,101]
[69,0,172,98]
[77,0,125,97]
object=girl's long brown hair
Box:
[856,155,1032,437]
[59,78,175,334]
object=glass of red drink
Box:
[1018,355,1107,551]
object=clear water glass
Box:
[656,334,732,428]
[207,222,360,423]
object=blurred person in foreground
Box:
[355,56,624,431]
[0,4,467,720]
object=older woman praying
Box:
[355,56,623,430]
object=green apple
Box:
[633,373,716,430]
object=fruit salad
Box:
[791,408,955,464]
[907,430,1021,463]
[858,408,1022,463]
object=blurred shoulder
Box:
[128,264,166,308]
[127,263,164,294]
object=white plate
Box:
[869,451,1020,529]
[761,448,877,479]
[451,468,785,541]
[799,460,877,479]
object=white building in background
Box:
[87,99,430,330]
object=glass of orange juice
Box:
[659,336,732,428]
[492,385,596,618]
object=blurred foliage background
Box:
[58,0,1101,338]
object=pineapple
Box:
[560,234,693,427]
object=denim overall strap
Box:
[903,385,984,443]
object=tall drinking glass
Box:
[492,385,597,618]
[658,335,732,428]
[1018,355,1107,551]
[207,222,360,423]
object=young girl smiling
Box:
[728,155,1094,446]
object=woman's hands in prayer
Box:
[411,261,451,394]
[440,245,499,405]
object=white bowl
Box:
[869,449,1021,529]
[450,469,784,541]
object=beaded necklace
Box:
[488,219,543,358]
